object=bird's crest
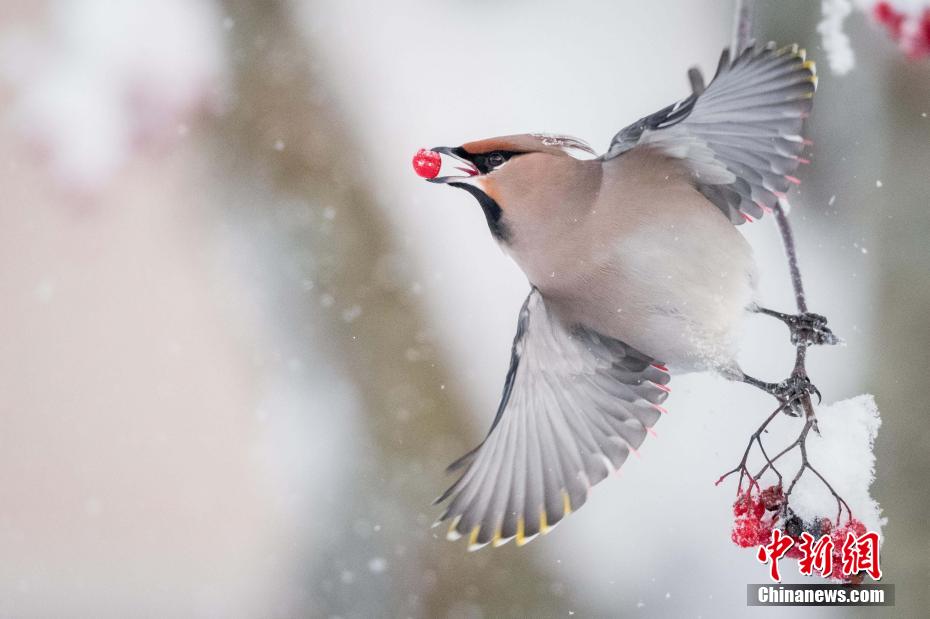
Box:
[461,133,596,158]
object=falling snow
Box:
[341,305,363,323]
[0,1,914,616]
[367,557,388,574]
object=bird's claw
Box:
[785,312,840,347]
[772,375,821,416]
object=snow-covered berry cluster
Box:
[828,519,869,583]
[731,485,869,583]
[787,514,870,582]
[730,485,784,548]
[872,1,930,58]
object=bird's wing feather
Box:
[604,43,816,224]
[435,289,670,550]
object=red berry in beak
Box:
[412,148,441,179]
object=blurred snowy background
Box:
[0,0,927,617]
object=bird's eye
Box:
[486,152,506,168]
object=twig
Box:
[782,420,853,526]
[719,0,854,528]
[739,1,815,424]
[733,5,807,312]
[735,0,818,430]
[715,404,784,492]
[731,0,755,55]
[772,200,808,314]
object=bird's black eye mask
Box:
[467,149,521,174]
[427,147,522,182]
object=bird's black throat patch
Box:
[449,182,511,242]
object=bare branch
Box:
[719,0,854,530]
[715,404,784,493]
[773,201,809,314]
[731,0,755,54]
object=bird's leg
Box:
[740,372,821,417]
[753,306,840,347]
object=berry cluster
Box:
[873,1,930,59]
[730,485,783,548]
[787,515,869,582]
[782,512,833,559]
[826,518,868,583]
[730,485,868,583]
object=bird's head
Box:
[424,134,596,242]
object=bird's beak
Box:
[426,146,480,184]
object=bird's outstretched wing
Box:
[604,43,817,224]
[435,289,670,550]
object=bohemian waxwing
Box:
[423,44,837,550]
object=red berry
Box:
[905,12,930,59]
[733,494,749,517]
[733,492,765,519]
[829,518,868,570]
[756,517,776,545]
[760,485,785,512]
[847,518,866,537]
[412,148,441,179]
[732,517,765,548]
[874,2,906,38]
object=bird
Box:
[421,43,837,551]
